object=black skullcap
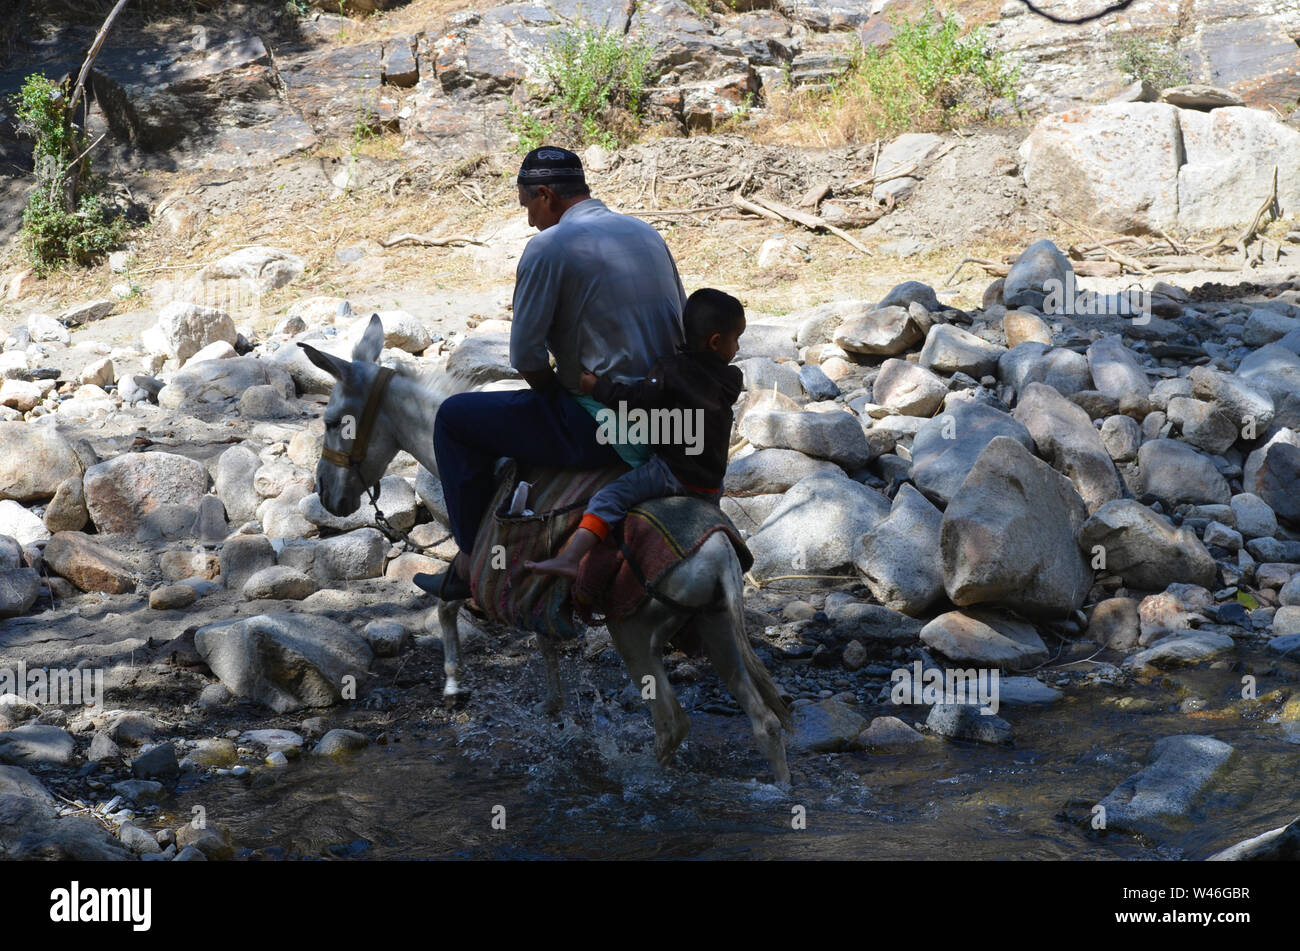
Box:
[517,146,586,186]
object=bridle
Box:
[319,365,429,550]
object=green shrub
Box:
[812,4,1020,142]
[509,26,657,152]
[1115,34,1191,91]
[12,73,125,274]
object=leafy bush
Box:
[12,73,125,274]
[775,4,1019,144]
[508,26,657,152]
[1115,34,1191,91]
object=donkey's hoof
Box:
[533,697,564,718]
[442,680,471,705]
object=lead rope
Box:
[362,475,436,552]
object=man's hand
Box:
[520,367,559,393]
[579,370,598,394]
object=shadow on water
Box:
[160,645,1300,861]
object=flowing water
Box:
[157,641,1300,861]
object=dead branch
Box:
[380,233,485,249]
[1234,165,1279,264]
[1046,210,1153,275]
[744,193,872,256]
[945,257,1008,284]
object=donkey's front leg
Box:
[535,634,564,716]
[437,599,469,703]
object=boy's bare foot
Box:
[525,555,581,579]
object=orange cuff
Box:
[579,513,610,541]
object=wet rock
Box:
[0,725,75,766]
[791,699,868,753]
[175,822,232,860]
[1078,499,1216,590]
[313,729,370,757]
[1136,439,1230,505]
[919,610,1049,670]
[748,471,889,581]
[853,484,944,617]
[926,704,1012,745]
[941,436,1092,617]
[0,424,84,503]
[44,532,138,593]
[910,401,1035,508]
[181,738,236,768]
[858,716,926,750]
[194,613,373,712]
[1128,631,1235,670]
[242,565,317,601]
[1096,734,1233,838]
[112,779,165,803]
[1208,815,1300,861]
[132,743,180,780]
[998,677,1063,706]
[872,359,947,417]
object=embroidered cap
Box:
[517,146,587,187]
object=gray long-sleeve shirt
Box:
[509,198,686,394]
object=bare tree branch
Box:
[1017,0,1138,24]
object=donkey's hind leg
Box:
[437,599,470,703]
[608,601,691,767]
[535,633,564,716]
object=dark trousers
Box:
[433,387,624,554]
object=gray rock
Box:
[362,620,410,657]
[797,364,840,401]
[833,305,924,356]
[194,613,373,712]
[791,700,868,753]
[748,471,890,581]
[0,794,131,860]
[919,610,1049,670]
[299,475,417,532]
[132,743,180,780]
[276,528,389,582]
[919,324,1004,377]
[852,484,943,616]
[1100,414,1142,463]
[159,356,295,410]
[1014,382,1123,512]
[83,451,209,535]
[0,424,85,504]
[0,567,39,618]
[1087,335,1150,401]
[118,820,163,854]
[1128,631,1236,670]
[941,436,1092,617]
[911,401,1035,508]
[87,732,121,763]
[1208,815,1300,861]
[1230,493,1278,539]
[219,533,276,591]
[214,445,262,525]
[1096,734,1233,837]
[1137,439,1231,505]
[926,704,1012,744]
[738,357,803,399]
[872,359,947,417]
[723,448,837,495]
[1166,397,1237,454]
[998,677,1063,706]
[1248,440,1300,528]
[1087,597,1141,650]
[822,596,925,644]
[0,725,75,766]
[1078,499,1217,590]
[740,409,874,469]
[1003,240,1073,312]
[239,384,299,419]
[313,729,371,757]
[1188,365,1273,433]
[112,779,165,803]
[242,565,317,601]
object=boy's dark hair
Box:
[683,288,744,349]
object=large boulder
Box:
[83,452,209,535]
[833,305,925,356]
[1087,335,1150,401]
[1235,344,1300,430]
[852,483,944,616]
[1096,735,1233,838]
[740,409,875,469]
[43,532,139,593]
[214,444,262,525]
[151,301,237,363]
[748,470,890,581]
[0,425,84,503]
[872,359,947,417]
[918,324,1004,377]
[1078,499,1217,591]
[940,436,1092,617]
[1248,440,1300,528]
[1003,239,1073,312]
[723,449,838,495]
[910,401,1035,508]
[1013,382,1123,512]
[194,613,373,713]
[276,528,389,582]
[919,610,1049,671]
[158,356,295,409]
[197,246,304,294]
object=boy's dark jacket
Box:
[591,347,743,490]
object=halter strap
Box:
[320,366,396,469]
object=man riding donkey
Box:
[414,146,691,602]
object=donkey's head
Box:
[298,314,400,518]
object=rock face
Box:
[1021,103,1300,234]
[853,484,944,617]
[1097,735,1234,838]
[941,436,1092,618]
[1079,500,1217,591]
[0,425,84,503]
[194,613,373,713]
[83,452,209,535]
[911,401,1035,508]
[1013,382,1123,513]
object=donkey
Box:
[299,315,791,784]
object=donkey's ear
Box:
[298,342,350,380]
[352,313,385,364]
